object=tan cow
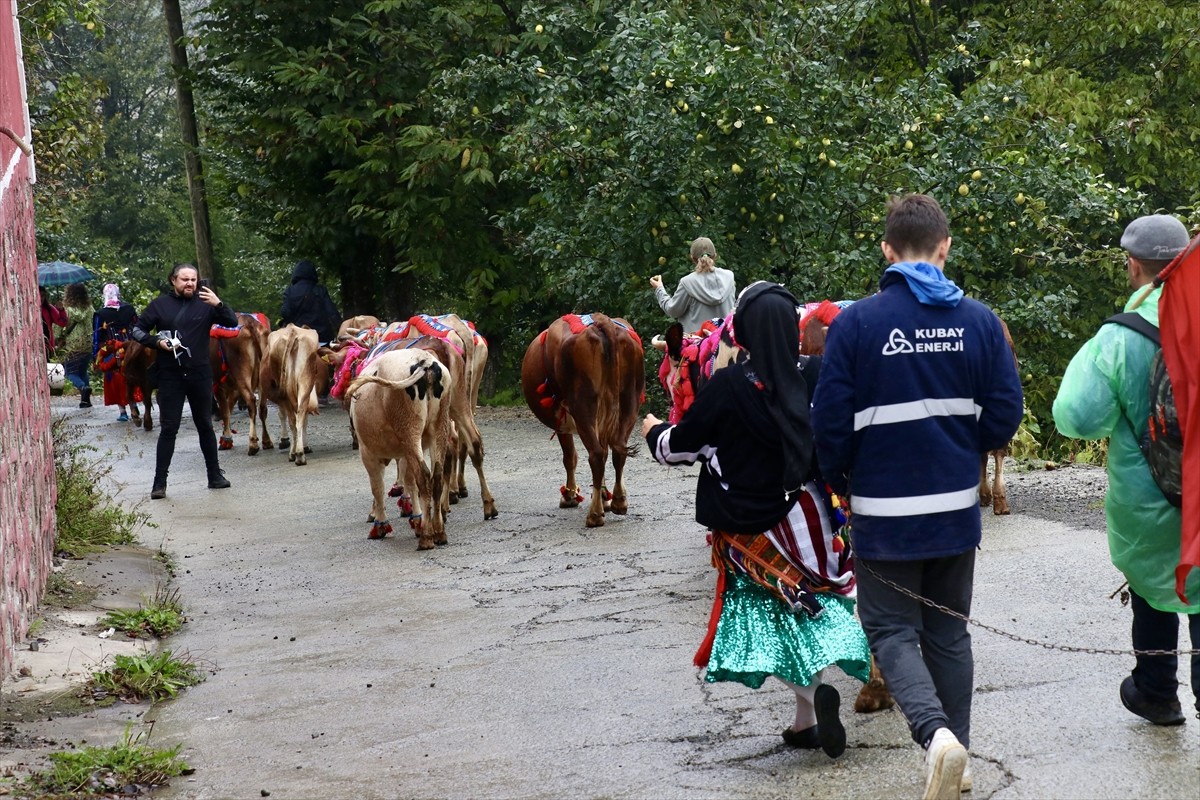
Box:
[260,324,324,465]
[121,340,157,431]
[401,314,497,520]
[210,312,271,455]
[345,349,454,549]
[336,315,381,343]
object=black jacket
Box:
[132,292,237,372]
[279,260,341,342]
[646,357,821,534]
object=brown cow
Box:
[121,340,157,431]
[260,324,324,465]
[980,316,1019,515]
[521,313,645,528]
[210,312,271,455]
[345,349,454,549]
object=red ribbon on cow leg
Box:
[396,493,413,517]
[408,513,424,531]
[368,520,393,540]
[560,485,584,504]
[219,436,234,451]
[388,483,404,498]
[600,487,612,501]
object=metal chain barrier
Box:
[858,562,1199,657]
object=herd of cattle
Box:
[111,302,1014,555]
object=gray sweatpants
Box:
[855,550,975,749]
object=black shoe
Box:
[1120,676,1185,726]
[814,684,846,758]
[151,485,167,500]
[782,725,821,749]
[208,470,231,489]
[79,388,92,407]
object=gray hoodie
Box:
[654,267,737,333]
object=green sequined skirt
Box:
[704,571,872,689]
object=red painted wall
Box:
[0,0,55,682]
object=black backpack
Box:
[1103,312,1182,507]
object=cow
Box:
[980,316,1019,516]
[345,349,454,549]
[260,324,325,465]
[210,312,272,455]
[336,314,381,343]
[402,314,497,520]
[121,340,157,431]
[521,313,645,528]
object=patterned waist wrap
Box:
[696,480,855,667]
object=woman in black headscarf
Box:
[643,281,870,758]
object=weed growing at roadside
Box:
[22,723,189,797]
[52,416,151,557]
[102,585,186,639]
[88,650,204,703]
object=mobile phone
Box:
[198,278,211,291]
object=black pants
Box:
[154,366,220,487]
[1130,589,1200,711]
[856,551,975,749]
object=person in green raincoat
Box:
[1053,214,1200,726]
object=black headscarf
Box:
[732,281,813,496]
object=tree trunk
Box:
[162,0,218,287]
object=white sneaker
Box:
[961,760,973,792]
[923,727,968,800]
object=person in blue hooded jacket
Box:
[811,193,1023,800]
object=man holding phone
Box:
[131,263,239,499]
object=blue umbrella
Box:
[37,260,96,287]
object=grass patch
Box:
[102,585,186,639]
[88,650,205,703]
[478,387,523,407]
[22,724,190,797]
[52,416,151,557]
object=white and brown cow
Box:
[521,313,645,528]
[345,349,454,549]
[260,324,325,465]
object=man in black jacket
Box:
[131,263,239,499]
[279,259,341,343]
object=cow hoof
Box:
[219,436,234,451]
[288,453,296,462]
[853,684,896,713]
[279,438,291,449]
[262,442,274,450]
[294,455,307,466]
[483,502,498,521]
[303,445,313,454]
[448,493,459,505]
[610,498,629,515]
[417,539,436,550]
[434,534,448,546]
[368,521,392,539]
[979,493,993,508]
[247,445,259,456]
[559,498,580,509]
[585,513,605,528]
[457,488,469,499]
[993,498,1011,515]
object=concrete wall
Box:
[0,1,54,682]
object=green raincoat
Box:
[1053,286,1200,614]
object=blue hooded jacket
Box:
[811,266,1023,560]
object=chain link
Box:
[858,563,1199,657]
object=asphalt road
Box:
[66,396,1200,799]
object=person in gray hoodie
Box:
[650,237,737,333]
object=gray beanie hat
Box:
[1120,214,1189,261]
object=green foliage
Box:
[52,417,150,558]
[24,724,189,797]
[102,585,186,639]
[88,649,204,703]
